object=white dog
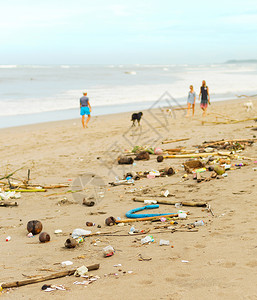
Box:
[243,100,253,112]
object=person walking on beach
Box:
[186,85,196,117]
[80,92,91,128]
[199,80,210,117]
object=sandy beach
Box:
[0,97,257,300]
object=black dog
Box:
[131,112,143,126]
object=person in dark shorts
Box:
[199,80,210,117]
[80,92,91,128]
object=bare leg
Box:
[82,115,85,128]
[186,103,191,117]
[192,103,195,116]
[85,114,91,128]
[202,107,207,117]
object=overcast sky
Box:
[1,0,256,64]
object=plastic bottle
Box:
[160,239,170,246]
[103,245,115,257]
[130,226,136,233]
[6,236,11,241]
[141,235,154,244]
[72,228,92,238]
[178,212,187,219]
[194,220,204,226]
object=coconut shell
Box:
[39,232,50,243]
[105,216,116,226]
[65,238,78,248]
[27,220,43,235]
[157,155,164,162]
[118,156,134,164]
[135,151,150,161]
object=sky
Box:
[0,0,257,64]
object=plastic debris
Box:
[141,235,154,244]
[194,220,204,226]
[74,266,88,277]
[72,228,91,238]
[144,199,157,204]
[103,245,115,257]
[61,261,73,267]
[159,239,170,246]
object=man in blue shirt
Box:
[80,92,91,128]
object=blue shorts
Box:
[80,106,90,116]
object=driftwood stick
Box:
[0,167,25,181]
[163,152,231,159]
[1,263,100,289]
[133,197,207,207]
[162,138,190,144]
[203,138,256,147]
[115,214,178,223]
[0,201,18,207]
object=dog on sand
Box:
[131,112,143,126]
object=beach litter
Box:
[141,235,154,244]
[103,245,115,257]
[61,261,73,267]
[42,284,66,292]
[74,266,88,277]
[159,239,170,246]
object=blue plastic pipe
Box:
[125,204,176,219]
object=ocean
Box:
[0,63,257,128]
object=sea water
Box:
[0,63,257,128]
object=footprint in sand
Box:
[221,262,236,268]
[175,273,191,277]
[246,260,257,267]
[139,279,153,285]
[165,277,175,282]
[194,244,206,249]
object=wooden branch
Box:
[203,138,256,147]
[1,263,100,289]
[163,152,231,159]
[0,167,25,181]
[0,201,18,207]
[115,214,178,223]
[133,197,207,207]
[162,138,190,144]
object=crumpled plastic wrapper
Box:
[74,265,88,277]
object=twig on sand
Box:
[0,167,25,181]
[162,138,190,144]
[1,264,100,289]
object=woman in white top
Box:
[186,85,196,117]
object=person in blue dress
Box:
[80,92,91,128]
[186,85,196,117]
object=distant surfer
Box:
[80,92,91,128]
[199,80,210,117]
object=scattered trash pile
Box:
[0,167,69,207]
[0,138,256,294]
[111,138,256,187]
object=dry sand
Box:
[0,98,257,300]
